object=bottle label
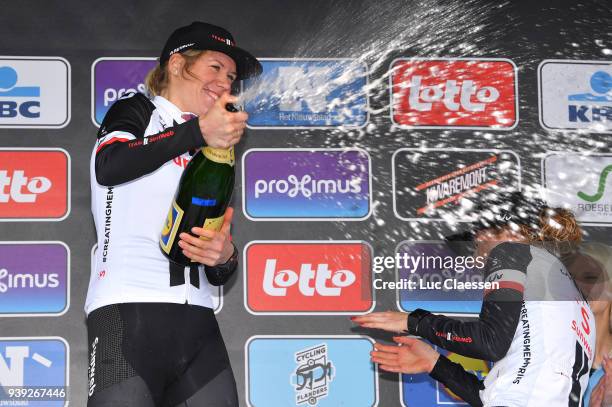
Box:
[198,215,225,241]
[203,147,235,166]
[160,200,184,254]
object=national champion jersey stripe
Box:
[96,137,131,153]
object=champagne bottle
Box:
[160,146,235,266]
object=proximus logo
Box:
[577,165,612,202]
[0,268,60,293]
[254,174,361,198]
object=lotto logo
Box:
[0,149,70,221]
[390,58,518,129]
[244,241,374,314]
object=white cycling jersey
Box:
[86,93,215,314]
[414,243,595,407]
[480,245,595,406]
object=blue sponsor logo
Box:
[567,70,612,123]
[0,66,40,119]
[246,336,377,406]
[242,59,368,128]
[0,338,68,406]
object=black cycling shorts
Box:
[86,302,238,407]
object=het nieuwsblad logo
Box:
[0,57,70,128]
[0,337,69,407]
[390,58,518,129]
[241,58,369,128]
[244,241,374,314]
[0,149,70,221]
[245,336,378,407]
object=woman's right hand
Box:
[351,311,409,333]
[198,93,248,149]
[372,336,440,374]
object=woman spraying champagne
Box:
[87,21,261,407]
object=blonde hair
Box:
[145,50,207,97]
[514,207,582,259]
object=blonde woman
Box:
[568,243,612,406]
[353,193,595,407]
[86,22,261,407]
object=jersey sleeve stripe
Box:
[484,281,525,296]
[96,132,137,154]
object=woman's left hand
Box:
[178,207,235,266]
[351,311,409,333]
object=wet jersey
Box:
[86,92,234,315]
[409,243,595,407]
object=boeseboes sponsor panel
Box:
[542,152,612,226]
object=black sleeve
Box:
[407,242,529,361]
[429,355,484,407]
[204,243,239,286]
[94,93,205,186]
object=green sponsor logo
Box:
[577,165,612,202]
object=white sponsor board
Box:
[542,152,612,226]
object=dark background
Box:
[0,0,610,405]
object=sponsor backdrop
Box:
[0,0,610,406]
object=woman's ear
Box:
[168,53,184,77]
